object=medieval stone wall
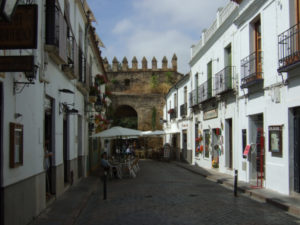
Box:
[105,54,183,131]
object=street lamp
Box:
[94,96,102,112]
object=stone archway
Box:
[113,105,138,129]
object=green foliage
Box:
[165,71,174,84]
[112,117,137,129]
[151,107,157,130]
[150,74,159,89]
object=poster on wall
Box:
[268,125,283,157]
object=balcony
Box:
[45,0,67,65]
[240,51,263,88]
[198,78,212,103]
[278,23,300,72]
[62,36,77,79]
[180,103,187,117]
[168,108,177,120]
[214,66,234,95]
[78,48,86,83]
[189,89,198,107]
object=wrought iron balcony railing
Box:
[45,0,68,64]
[189,89,198,107]
[198,78,212,103]
[278,23,300,72]
[180,103,187,117]
[78,48,86,83]
[169,108,177,120]
[240,51,263,88]
[214,66,234,95]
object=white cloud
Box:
[92,0,229,73]
[112,19,133,34]
[133,0,229,30]
[126,29,194,73]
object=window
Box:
[174,93,177,108]
[10,123,23,168]
[184,86,187,104]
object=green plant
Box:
[150,74,159,89]
[165,71,174,84]
[89,86,99,96]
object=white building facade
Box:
[164,75,193,163]
[0,1,105,225]
[186,0,300,196]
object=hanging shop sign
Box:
[0,56,34,72]
[243,144,251,157]
[0,4,38,49]
[203,108,218,120]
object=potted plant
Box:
[168,108,174,114]
[89,86,99,103]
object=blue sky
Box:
[87,0,229,74]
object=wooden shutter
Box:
[59,12,68,64]
[74,42,79,78]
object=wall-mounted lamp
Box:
[211,58,219,63]
[160,118,167,124]
[59,102,77,114]
[13,65,39,94]
[94,96,102,112]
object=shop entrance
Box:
[212,128,220,168]
[172,133,180,160]
[225,119,233,169]
[294,107,300,193]
[249,114,264,187]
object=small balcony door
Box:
[255,20,262,79]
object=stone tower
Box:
[172,54,177,71]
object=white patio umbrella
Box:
[141,130,165,137]
[90,126,142,139]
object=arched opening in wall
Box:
[113,105,138,129]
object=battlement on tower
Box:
[103,54,178,72]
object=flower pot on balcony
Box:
[89,96,97,103]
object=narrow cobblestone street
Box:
[70,160,299,225]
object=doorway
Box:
[294,107,300,193]
[249,114,264,187]
[77,115,83,178]
[0,83,3,225]
[225,119,233,169]
[63,112,69,184]
[182,130,187,162]
[44,97,55,197]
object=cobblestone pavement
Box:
[74,160,300,225]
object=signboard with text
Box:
[0,4,38,49]
[203,108,218,120]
